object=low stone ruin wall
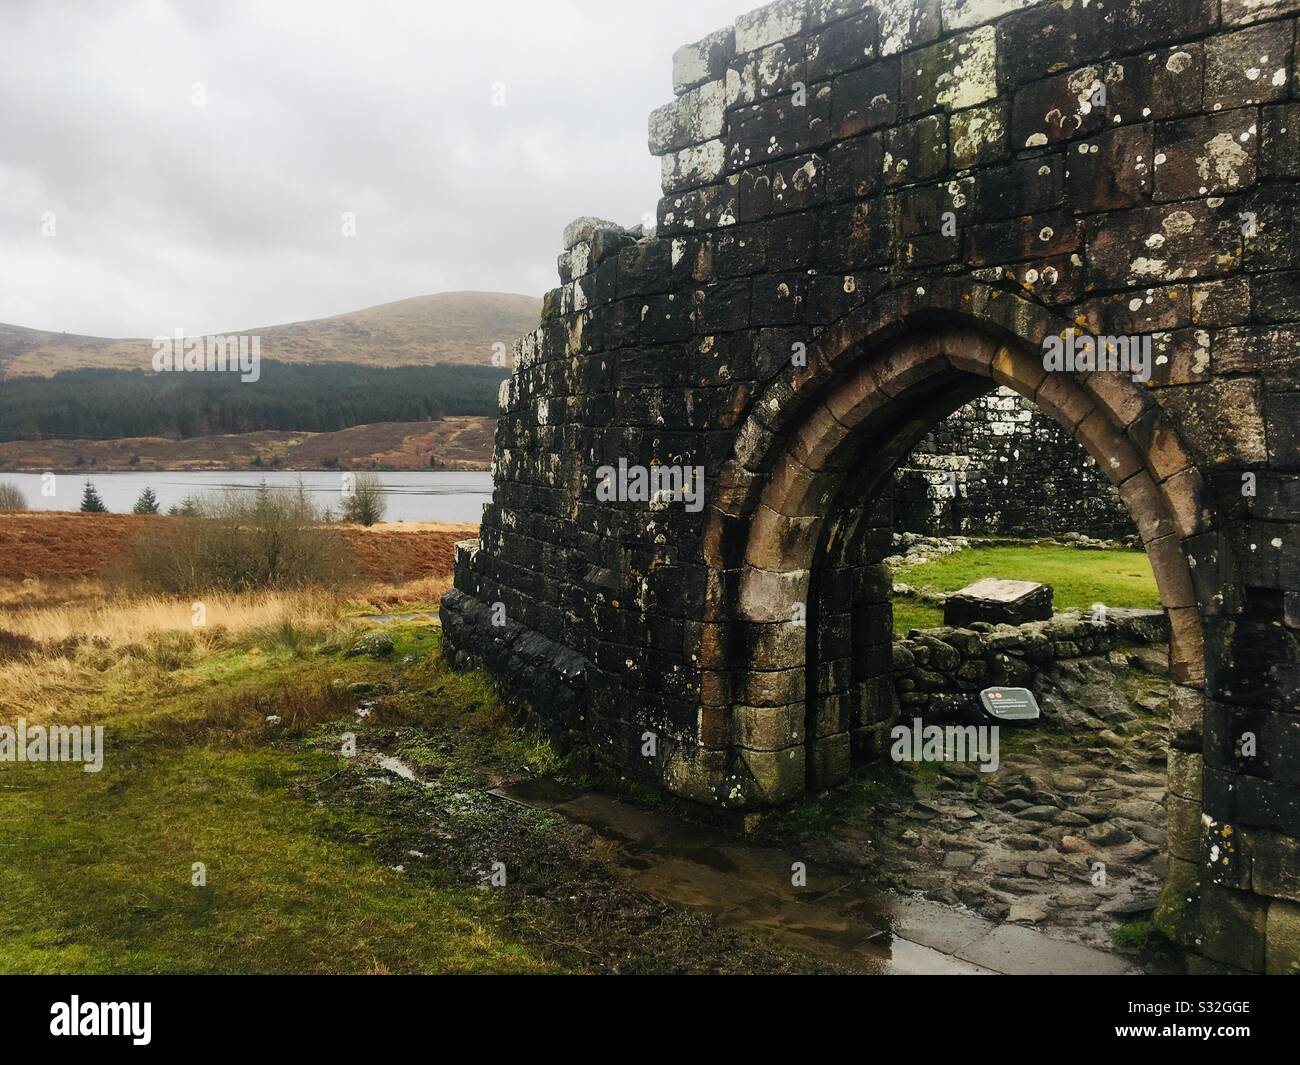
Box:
[893,608,1169,720]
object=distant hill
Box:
[0,291,542,378]
[0,416,497,472]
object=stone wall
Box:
[446,0,1300,972]
[894,387,1136,537]
[893,607,1168,718]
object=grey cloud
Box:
[0,0,743,337]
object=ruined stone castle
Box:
[442,0,1300,973]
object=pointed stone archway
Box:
[705,286,1213,808]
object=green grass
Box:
[892,544,1158,635]
[0,620,565,974]
[1,618,819,974]
[1112,918,1171,953]
[892,598,946,633]
[0,748,557,974]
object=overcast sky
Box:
[0,0,747,337]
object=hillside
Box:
[0,416,496,472]
[0,511,474,582]
[0,291,541,378]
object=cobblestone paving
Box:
[765,647,1172,956]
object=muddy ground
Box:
[317,638,1176,971]
[298,692,839,974]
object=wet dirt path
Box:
[492,780,1138,975]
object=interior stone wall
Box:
[893,386,1137,538]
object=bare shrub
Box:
[0,482,28,511]
[341,473,387,526]
[116,484,352,595]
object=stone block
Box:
[1153,109,1259,201]
[878,0,942,56]
[808,730,852,788]
[1169,748,1203,801]
[727,39,807,108]
[943,578,1052,627]
[830,58,900,138]
[1155,379,1270,468]
[806,8,878,80]
[1198,883,1268,972]
[739,744,806,804]
[1221,0,1300,24]
[649,79,727,155]
[1266,898,1300,975]
[728,87,833,169]
[1035,372,1095,431]
[661,140,728,194]
[1073,408,1143,484]
[1104,45,1204,123]
[1203,20,1292,112]
[1144,533,1196,610]
[901,25,998,117]
[1011,65,1106,149]
[672,28,735,96]
[1065,124,1154,211]
[735,0,806,54]
[1168,607,1206,685]
[1248,828,1300,903]
[1261,101,1300,179]
[730,703,804,750]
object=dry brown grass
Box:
[0,582,348,648]
[0,577,106,610]
[0,578,359,724]
[0,513,470,584]
[0,512,470,724]
[356,574,454,613]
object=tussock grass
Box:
[1,585,348,648]
[0,580,357,724]
[0,627,41,661]
[354,573,453,614]
[0,577,106,611]
[152,677,357,750]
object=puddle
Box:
[493,780,1139,976]
[376,754,426,785]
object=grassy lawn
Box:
[892,543,1159,635]
[0,747,556,975]
[0,584,823,974]
[0,617,558,975]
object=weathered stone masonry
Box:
[893,387,1137,537]
[443,0,1300,972]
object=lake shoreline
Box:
[0,469,493,525]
